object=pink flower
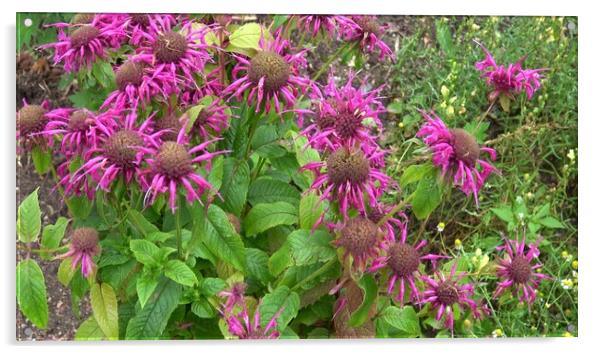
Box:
[139,124,225,212]
[341,16,394,61]
[301,146,390,219]
[416,110,498,206]
[16,99,52,149]
[301,72,384,152]
[493,236,550,304]
[419,263,488,335]
[66,109,159,194]
[40,18,124,72]
[295,15,357,38]
[218,283,283,339]
[332,216,384,271]
[187,97,231,140]
[224,29,314,114]
[56,227,101,278]
[368,220,447,305]
[42,108,99,156]
[109,13,178,46]
[475,41,546,101]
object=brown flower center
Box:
[153,31,188,64]
[450,128,480,166]
[509,256,532,284]
[72,13,95,25]
[326,148,370,186]
[154,113,181,141]
[18,105,46,136]
[69,110,93,131]
[71,227,100,253]
[115,61,144,90]
[354,16,381,34]
[334,110,363,139]
[129,13,150,27]
[387,243,420,277]
[103,130,143,168]
[70,25,100,47]
[248,51,291,92]
[156,141,193,179]
[436,280,459,306]
[339,217,379,257]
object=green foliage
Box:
[16,259,48,329]
[17,188,41,243]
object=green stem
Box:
[175,205,183,260]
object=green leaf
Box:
[90,283,119,340]
[348,275,378,328]
[290,131,320,166]
[127,209,160,237]
[399,164,433,187]
[75,316,106,340]
[40,217,69,260]
[202,204,246,271]
[268,242,292,277]
[248,177,300,206]
[411,169,442,219]
[380,306,422,337]
[499,94,511,112]
[288,230,335,266]
[491,206,515,223]
[199,277,227,297]
[125,278,182,340]
[435,19,454,57]
[66,195,93,220]
[130,239,161,266]
[227,23,270,55]
[191,299,215,318]
[137,272,159,310]
[245,248,272,285]
[16,259,48,329]
[538,216,565,229]
[17,188,41,243]
[57,257,77,286]
[244,202,298,236]
[218,158,250,217]
[31,145,52,175]
[299,192,325,230]
[258,286,300,332]
[164,260,198,287]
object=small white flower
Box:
[518,212,525,220]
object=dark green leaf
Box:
[243,202,298,236]
[40,217,69,260]
[248,177,300,206]
[218,158,250,217]
[380,306,422,337]
[258,286,300,332]
[164,260,198,287]
[288,230,335,266]
[17,188,41,243]
[16,259,48,329]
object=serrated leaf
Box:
[288,230,335,266]
[90,283,119,340]
[491,207,514,223]
[66,195,93,219]
[348,275,378,328]
[130,239,161,266]
[245,248,272,285]
[164,260,197,287]
[191,299,215,318]
[218,158,250,217]
[248,177,300,206]
[268,242,292,277]
[137,272,159,310]
[17,188,41,243]
[199,277,227,297]
[127,209,160,237]
[380,306,422,337]
[57,257,77,286]
[31,145,52,175]
[411,169,442,219]
[227,23,270,53]
[75,316,106,340]
[244,202,298,236]
[201,204,246,271]
[125,278,182,340]
[40,217,69,260]
[16,259,48,329]
[399,164,433,187]
[258,286,300,332]
[299,192,325,230]
[538,216,565,229]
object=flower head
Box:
[139,124,224,212]
[493,236,550,304]
[16,100,52,149]
[225,29,314,114]
[295,15,357,38]
[301,146,390,218]
[342,16,394,61]
[333,216,383,271]
[475,41,546,101]
[302,72,384,151]
[218,283,283,339]
[42,108,99,156]
[419,263,488,335]
[40,18,124,72]
[416,111,498,206]
[57,227,101,278]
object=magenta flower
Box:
[368,225,447,305]
[224,29,314,114]
[416,110,498,206]
[333,216,383,271]
[493,236,550,304]
[218,283,283,339]
[301,72,384,151]
[295,15,357,38]
[40,18,124,72]
[187,97,231,140]
[16,99,52,149]
[419,263,487,335]
[301,146,390,219]
[366,203,408,242]
[102,54,178,110]
[139,124,224,212]
[42,108,99,156]
[113,13,178,46]
[135,18,212,93]
[342,16,394,61]
[67,110,158,193]
[475,41,546,102]
[56,227,101,278]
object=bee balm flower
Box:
[57,227,101,278]
[342,16,394,61]
[333,216,382,271]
